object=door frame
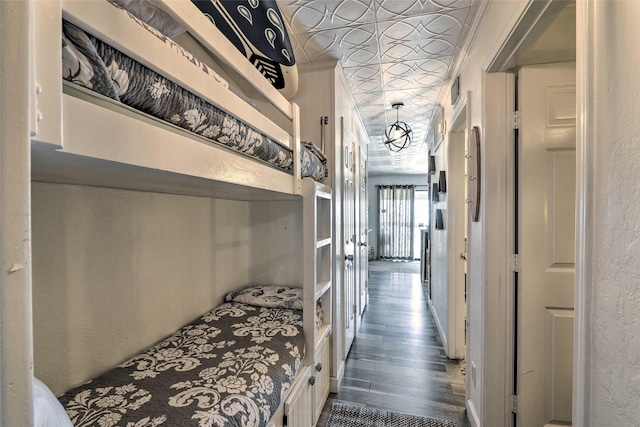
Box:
[482,0,587,425]
[341,117,357,359]
[447,100,469,360]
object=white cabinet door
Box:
[312,337,331,425]
[284,366,313,427]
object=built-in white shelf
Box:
[315,323,332,348]
[303,179,332,366]
[316,238,332,249]
[315,280,332,300]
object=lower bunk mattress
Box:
[61,13,326,182]
[57,302,305,427]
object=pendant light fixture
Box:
[384,102,412,152]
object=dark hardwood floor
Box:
[317,267,471,426]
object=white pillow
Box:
[33,377,74,427]
[225,285,303,310]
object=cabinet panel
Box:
[313,337,331,424]
[284,366,313,427]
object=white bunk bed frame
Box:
[31,0,304,201]
[18,1,334,426]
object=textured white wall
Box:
[249,200,303,287]
[427,146,450,354]
[431,1,529,424]
[31,183,251,395]
[587,2,640,424]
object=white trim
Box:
[449,0,492,82]
[573,0,592,425]
[485,0,567,73]
[431,302,449,354]
[31,93,299,201]
[503,73,517,427]
[466,398,481,427]
[483,71,516,427]
[330,361,345,394]
[31,0,62,148]
[1,1,35,424]
[450,95,468,133]
[447,96,468,360]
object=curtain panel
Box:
[377,185,415,261]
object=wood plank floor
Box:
[317,268,471,426]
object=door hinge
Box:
[511,254,520,273]
[283,414,288,426]
[513,110,520,130]
[510,394,518,413]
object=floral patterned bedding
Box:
[61,13,326,181]
[57,302,304,427]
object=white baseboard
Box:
[430,304,449,356]
[330,361,345,393]
[466,399,480,427]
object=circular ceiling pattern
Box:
[279,0,479,174]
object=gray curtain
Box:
[377,185,415,261]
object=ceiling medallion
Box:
[384,102,412,152]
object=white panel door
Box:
[342,121,356,357]
[357,147,368,319]
[518,62,576,427]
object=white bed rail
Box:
[30,0,62,149]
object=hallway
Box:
[318,263,471,426]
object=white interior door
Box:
[517,62,576,427]
[342,122,356,357]
[357,147,368,319]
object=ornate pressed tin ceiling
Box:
[277,0,478,174]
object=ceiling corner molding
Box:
[448,0,493,82]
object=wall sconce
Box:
[384,102,412,152]
[429,155,436,175]
[435,209,444,230]
[438,171,447,193]
[432,183,440,202]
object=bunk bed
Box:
[29,1,333,426]
[31,0,326,200]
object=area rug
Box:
[327,401,459,427]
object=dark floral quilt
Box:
[57,303,304,427]
[61,13,326,181]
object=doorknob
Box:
[345,254,354,262]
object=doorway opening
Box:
[413,187,430,260]
[486,1,577,425]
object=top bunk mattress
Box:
[61,13,326,182]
